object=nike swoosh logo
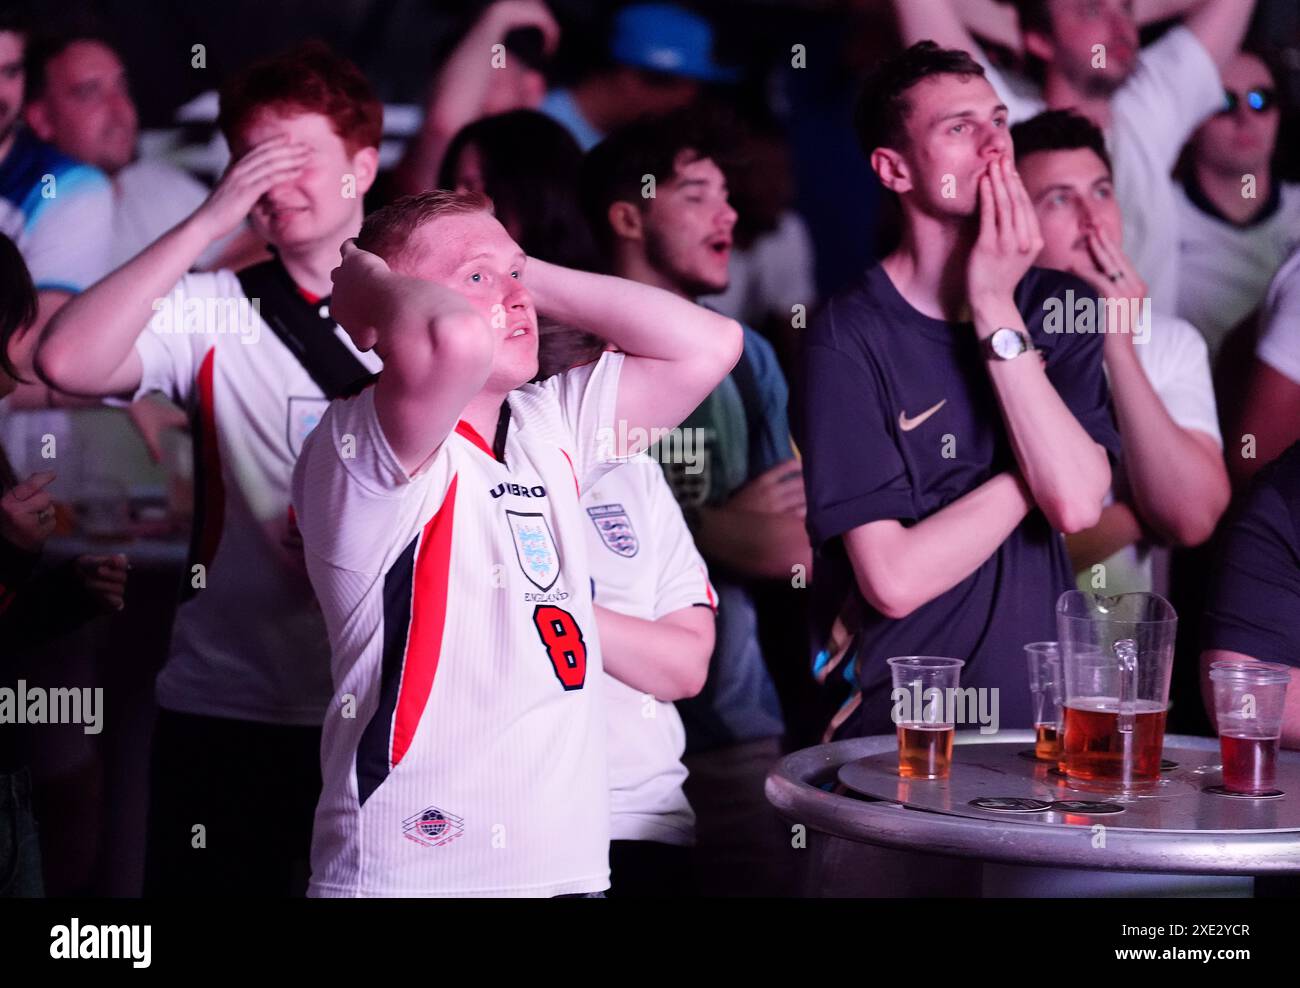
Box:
[898,400,947,432]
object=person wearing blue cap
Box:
[541,2,737,152]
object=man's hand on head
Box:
[967,155,1044,322]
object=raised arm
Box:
[37,135,311,398]
[392,0,559,197]
[970,158,1111,532]
[525,259,743,451]
[329,242,494,475]
[1156,0,1257,68]
[891,0,981,53]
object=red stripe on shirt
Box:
[195,349,225,569]
[454,420,494,459]
[390,474,458,769]
[559,449,580,497]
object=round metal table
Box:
[766,731,1300,893]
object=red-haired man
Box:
[37,42,383,896]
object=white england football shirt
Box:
[132,267,382,725]
[1175,181,1300,361]
[582,454,714,846]
[293,353,626,897]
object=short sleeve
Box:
[514,350,625,492]
[22,166,114,293]
[1257,254,1300,386]
[290,386,454,572]
[644,463,716,617]
[1203,479,1300,668]
[1111,27,1223,172]
[795,338,914,547]
[131,272,234,406]
[1138,317,1222,446]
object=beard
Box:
[1059,50,1133,100]
[643,223,728,298]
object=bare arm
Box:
[844,471,1033,620]
[1180,0,1257,69]
[1065,501,1146,572]
[953,0,1022,50]
[1082,229,1230,545]
[1202,650,1300,750]
[525,259,743,452]
[37,136,312,398]
[595,604,714,701]
[695,507,812,581]
[970,159,1112,533]
[1230,360,1300,489]
[891,0,979,52]
[6,291,102,408]
[392,0,559,197]
[328,242,494,476]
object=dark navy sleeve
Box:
[1203,470,1300,668]
[741,327,794,475]
[796,338,915,549]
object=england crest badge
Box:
[587,503,639,558]
[506,510,561,591]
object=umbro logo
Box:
[489,482,547,499]
[898,400,946,432]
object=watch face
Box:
[992,328,1025,359]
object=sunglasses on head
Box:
[1220,87,1277,115]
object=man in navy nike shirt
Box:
[793,42,1120,741]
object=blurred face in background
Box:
[638,150,736,297]
[1018,146,1123,274]
[1026,0,1139,98]
[0,31,25,151]
[881,72,1011,220]
[610,68,699,126]
[24,40,138,174]
[1191,53,1280,177]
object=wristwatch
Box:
[982,326,1039,362]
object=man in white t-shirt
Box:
[1233,249,1300,487]
[22,32,259,274]
[1175,50,1300,362]
[538,329,715,895]
[36,43,384,896]
[290,192,740,897]
[891,0,1256,314]
[1014,109,1229,592]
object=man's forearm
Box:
[1106,342,1229,545]
[594,604,712,701]
[695,506,811,580]
[891,0,976,53]
[525,260,737,364]
[39,214,214,395]
[846,471,1033,619]
[1065,501,1145,573]
[973,296,1110,532]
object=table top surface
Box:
[766,732,1300,874]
